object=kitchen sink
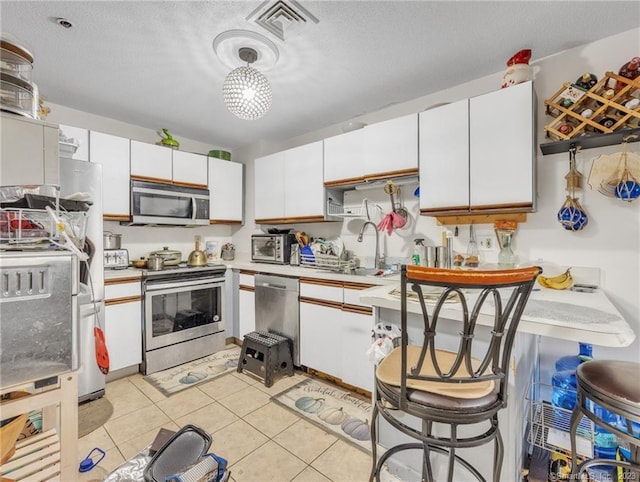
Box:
[349,267,399,278]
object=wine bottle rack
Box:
[544,71,640,143]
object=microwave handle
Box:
[192,197,197,221]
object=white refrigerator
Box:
[59,158,106,402]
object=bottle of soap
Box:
[412,238,425,266]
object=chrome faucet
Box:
[357,221,384,269]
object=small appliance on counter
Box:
[103,248,129,269]
[251,233,296,264]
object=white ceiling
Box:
[2,1,639,151]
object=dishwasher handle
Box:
[255,281,288,290]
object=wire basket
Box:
[300,252,356,273]
[527,382,594,460]
[0,207,87,249]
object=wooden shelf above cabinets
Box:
[434,212,527,226]
[540,127,640,155]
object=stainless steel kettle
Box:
[187,236,207,267]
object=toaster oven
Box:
[251,234,296,264]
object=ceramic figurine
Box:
[501,49,533,89]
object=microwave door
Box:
[133,189,192,224]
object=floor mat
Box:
[272,377,372,453]
[144,346,241,396]
[78,396,114,438]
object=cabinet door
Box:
[59,124,89,161]
[104,300,142,371]
[172,150,208,187]
[323,129,366,184]
[300,300,342,378]
[419,100,470,213]
[469,81,535,210]
[284,141,325,219]
[254,151,285,221]
[341,307,374,392]
[0,114,59,186]
[130,140,172,182]
[238,287,255,339]
[209,157,243,223]
[362,114,418,177]
[89,131,130,219]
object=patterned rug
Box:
[273,377,373,453]
[144,346,241,396]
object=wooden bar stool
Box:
[569,360,640,479]
[369,265,541,482]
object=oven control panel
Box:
[104,249,129,269]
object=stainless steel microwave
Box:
[131,180,209,226]
[251,234,296,264]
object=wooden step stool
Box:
[237,331,294,387]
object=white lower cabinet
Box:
[299,280,375,392]
[238,272,256,339]
[238,287,255,339]
[340,307,374,392]
[104,279,142,371]
[300,299,343,377]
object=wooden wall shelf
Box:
[435,213,527,226]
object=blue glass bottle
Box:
[551,343,593,412]
[555,342,593,372]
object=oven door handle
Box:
[145,278,224,292]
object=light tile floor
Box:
[78,369,374,482]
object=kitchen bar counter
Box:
[360,283,635,347]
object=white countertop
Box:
[360,283,636,347]
[225,255,398,286]
[103,255,396,286]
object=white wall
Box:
[233,28,640,367]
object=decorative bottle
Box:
[575,72,598,91]
[616,56,640,90]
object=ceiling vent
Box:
[246,0,319,41]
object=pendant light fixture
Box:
[223,47,272,120]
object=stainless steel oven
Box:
[141,264,226,374]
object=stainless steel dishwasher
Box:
[254,273,300,366]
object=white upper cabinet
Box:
[0,113,59,186]
[172,150,208,187]
[254,151,285,221]
[469,81,535,211]
[89,131,130,220]
[130,140,209,187]
[419,81,535,215]
[324,114,419,187]
[130,140,172,181]
[284,141,325,219]
[254,140,331,223]
[59,124,89,162]
[362,114,419,177]
[208,157,243,223]
[419,100,470,213]
[323,128,366,184]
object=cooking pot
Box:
[147,254,165,271]
[103,231,122,250]
[148,247,182,266]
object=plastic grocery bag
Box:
[367,323,401,364]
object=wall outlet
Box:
[477,231,495,251]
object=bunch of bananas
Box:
[537,268,573,290]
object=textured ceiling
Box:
[1,1,639,150]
